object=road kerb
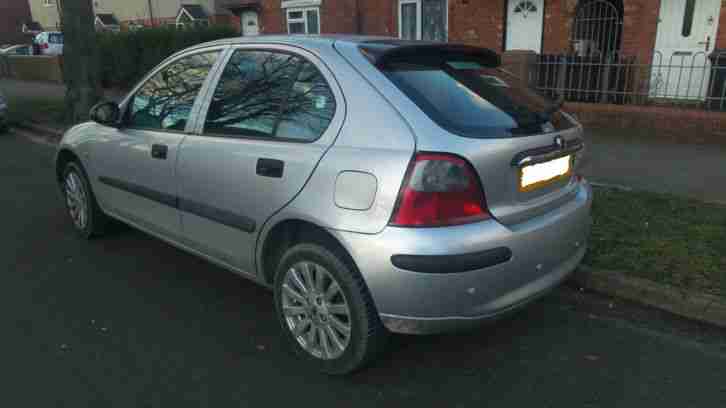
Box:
[573,265,726,329]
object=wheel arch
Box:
[55,148,82,185]
[257,218,360,287]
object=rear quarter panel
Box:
[273,41,416,235]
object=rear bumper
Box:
[330,180,592,334]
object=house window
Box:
[176,5,210,29]
[287,7,320,34]
[43,0,55,6]
[398,0,447,42]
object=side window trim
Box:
[193,44,342,144]
[118,46,228,134]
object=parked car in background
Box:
[0,44,33,56]
[34,32,63,55]
[0,90,8,132]
[55,36,592,374]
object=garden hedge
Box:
[97,25,238,89]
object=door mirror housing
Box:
[90,101,121,126]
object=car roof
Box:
[184,34,394,53]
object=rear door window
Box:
[203,49,335,141]
[375,51,573,137]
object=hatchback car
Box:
[34,32,63,55]
[55,36,591,374]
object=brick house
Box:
[0,0,33,45]
[227,1,725,58]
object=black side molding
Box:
[98,176,178,208]
[178,198,256,233]
[391,247,512,274]
[98,176,256,233]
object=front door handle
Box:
[256,158,284,178]
[151,144,168,160]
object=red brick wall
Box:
[0,0,32,45]
[565,101,726,144]
[359,0,397,36]
[448,0,505,50]
[715,0,726,49]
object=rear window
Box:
[49,33,63,44]
[376,53,574,138]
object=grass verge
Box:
[585,186,726,297]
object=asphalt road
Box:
[3,132,726,407]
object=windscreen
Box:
[380,57,574,138]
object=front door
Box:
[241,11,259,36]
[651,0,721,100]
[177,47,342,274]
[93,51,221,238]
[506,0,544,52]
[399,0,447,42]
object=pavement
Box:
[3,131,726,407]
[582,128,726,203]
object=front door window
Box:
[126,52,219,131]
[399,0,447,41]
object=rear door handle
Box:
[256,158,284,178]
[151,144,168,160]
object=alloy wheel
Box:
[64,171,88,230]
[281,261,352,360]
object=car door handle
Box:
[256,158,284,178]
[151,144,168,160]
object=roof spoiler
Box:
[360,43,501,68]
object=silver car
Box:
[0,90,8,132]
[55,36,592,374]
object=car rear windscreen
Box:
[49,34,63,44]
[375,52,574,138]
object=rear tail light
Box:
[390,152,490,227]
[42,43,48,49]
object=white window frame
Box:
[286,7,320,35]
[176,8,208,29]
[43,0,56,6]
[398,0,448,41]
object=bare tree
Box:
[61,0,102,123]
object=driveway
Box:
[3,131,726,407]
[582,128,726,203]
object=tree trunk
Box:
[61,0,102,124]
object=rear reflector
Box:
[390,153,490,227]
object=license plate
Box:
[520,155,572,191]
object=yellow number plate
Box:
[520,155,572,192]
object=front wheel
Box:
[273,242,387,375]
[61,161,109,239]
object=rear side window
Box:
[49,33,63,44]
[376,53,573,137]
[203,49,335,141]
[126,51,219,131]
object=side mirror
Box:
[90,101,120,126]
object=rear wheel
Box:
[61,161,109,239]
[273,242,387,375]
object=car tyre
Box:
[273,242,387,375]
[61,161,110,239]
